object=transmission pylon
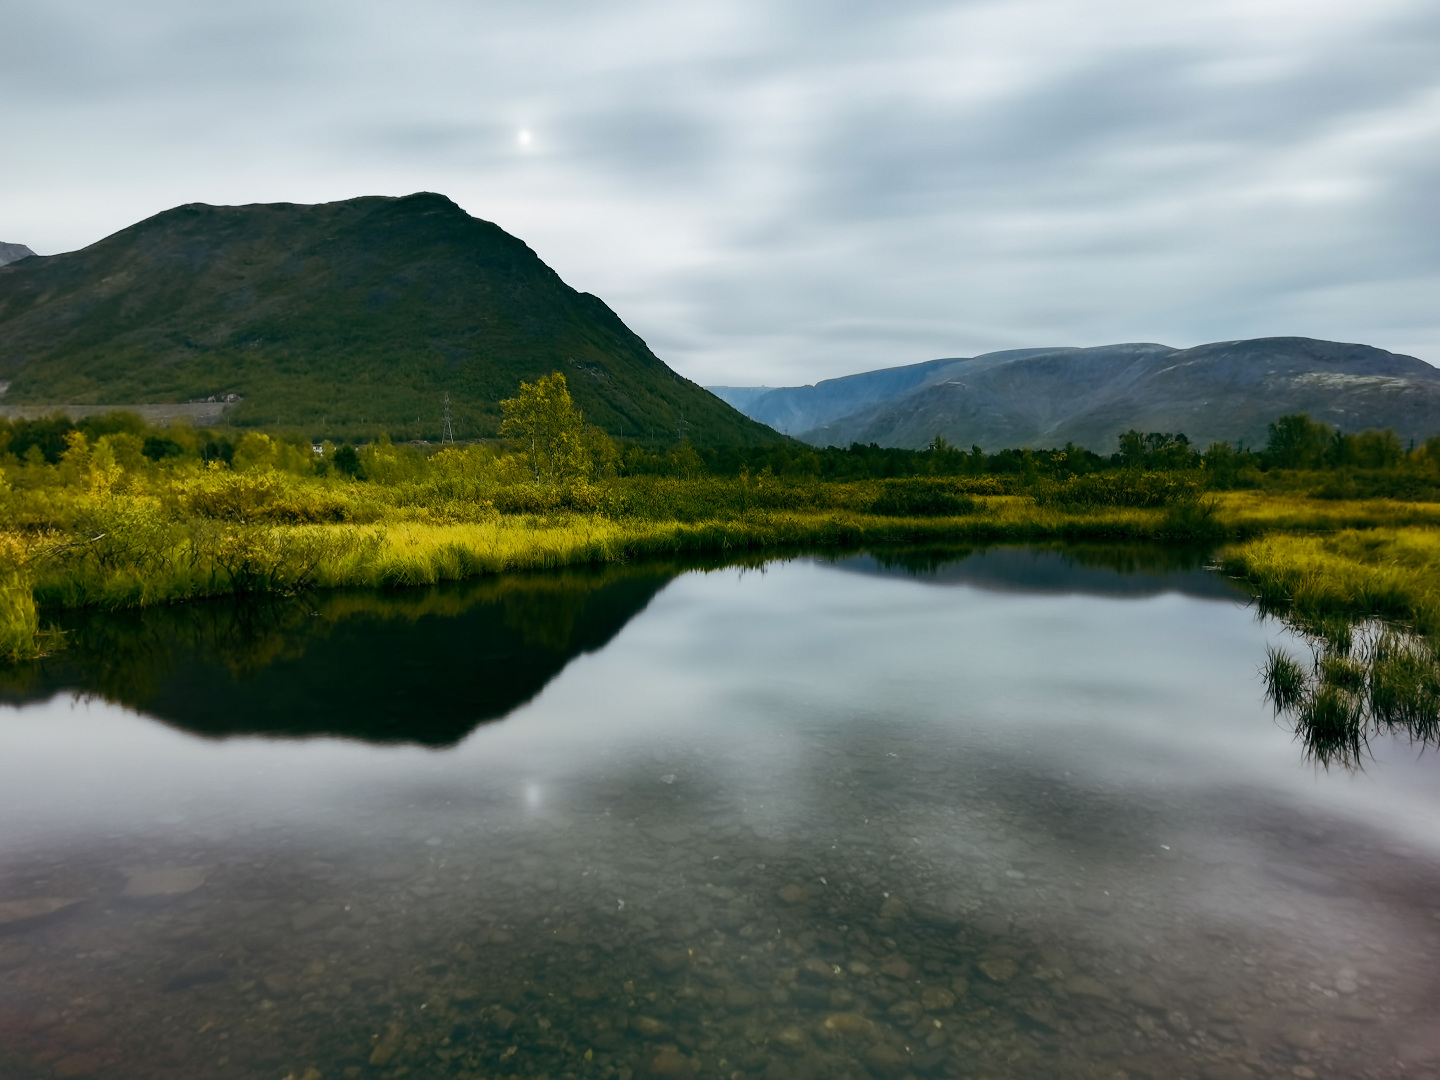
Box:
[441,393,455,444]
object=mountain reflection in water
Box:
[2,545,1439,1080]
[0,545,1239,748]
[834,542,1242,601]
[0,563,681,745]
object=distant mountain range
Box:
[0,242,35,267]
[709,338,1440,452]
[0,195,778,444]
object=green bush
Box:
[1033,471,1205,509]
[869,479,978,517]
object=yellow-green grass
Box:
[6,482,1440,664]
[1210,491,1440,533]
[1221,527,1440,636]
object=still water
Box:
[1,546,1438,1080]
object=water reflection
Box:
[1,546,1438,1080]
[2,544,1241,748]
[1264,622,1440,768]
[0,563,685,745]
[836,542,1241,601]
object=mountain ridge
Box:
[0,242,35,268]
[709,338,1440,451]
[0,194,779,444]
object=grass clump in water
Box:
[1262,622,1440,768]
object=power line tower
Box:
[441,393,455,445]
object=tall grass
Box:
[3,446,1440,666]
[1221,528,1440,637]
[1262,623,1440,768]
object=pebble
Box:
[921,986,956,1011]
[978,956,1018,983]
[877,897,908,920]
[643,1047,694,1079]
[878,956,915,980]
[724,986,758,1012]
[819,1012,877,1038]
[1127,979,1166,1010]
[1064,974,1115,1001]
[862,1042,910,1078]
[772,1025,808,1052]
[632,1015,669,1038]
[368,1021,406,1067]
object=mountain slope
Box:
[0,194,779,444]
[713,338,1440,451]
[0,242,35,267]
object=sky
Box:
[3,0,1438,387]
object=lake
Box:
[1,544,1438,1080]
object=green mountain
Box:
[0,193,779,444]
[711,338,1440,451]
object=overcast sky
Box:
[4,0,1438,386]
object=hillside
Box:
[0,242,34,267]
[710,338,1440,452]
[0,194,779,445]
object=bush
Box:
[1033,471,1205,509]
[869,479,978,517]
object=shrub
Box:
[869,479,977,517]
[1033,471,1205,509]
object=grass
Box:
[1220,527,1440,637]
[4,436,1440,669]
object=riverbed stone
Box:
[0,897,82,927]
[819,1012,877,1038]
[632,1015,669,1038]
[1127,979,1165,1010]
[878,897,908,921]
[978,956,1018,984]
[862,1041,910,1078]
[1064,975,1114,1001]
[643,1047,694,1079]
[123,867,206,898]
[878,956,914,980]
[773,1025,808,1053]
[368,1021,406,1066]
[920,986,955,1012]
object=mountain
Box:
[0,194,779,444]
[709,338,1440,452]
[0,242,35,267]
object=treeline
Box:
[3,405,1436,495]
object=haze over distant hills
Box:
[0,195,778,445]
[709,338,1440,452]
[0,243,35,267]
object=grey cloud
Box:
[3,0,1439,386]
[556,108,720,183]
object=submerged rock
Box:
[0,897,83,927]
[367,1021,406,1066]
[123,867,206,897]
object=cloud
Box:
[2,0,1438,386]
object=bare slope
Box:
[0,242,35,268]
[711,338,1440,451]
[0,194,779,444]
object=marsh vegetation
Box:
[2,377,1440,672]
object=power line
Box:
[441,393,455,445]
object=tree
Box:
[332,444,363,479]
[499,372,588,484]
[1265,414,1331,469]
